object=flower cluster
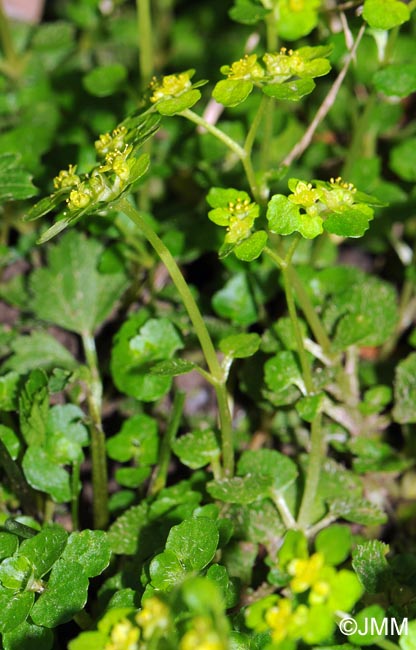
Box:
[180,616,226,650]
[149,72,193,103]
[220,45,331,86]
[207,192,259,245]
[246,549,363,646]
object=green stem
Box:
[297,412,325,528]
[71,460,81,530]
[150,390,186,495]
[0,0,20,76]
[81,331,108,529]
[181,108,260,203]
[341,93,377,180]
[117,197,235,476]
[244,96,267,158]
[375,641,401,650]
[0,438,38,518]
[136,0,154,88]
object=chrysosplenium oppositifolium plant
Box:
[0,0,416,648]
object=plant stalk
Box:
[117,197,235,476]
[81,331,108,529]
[136,0,154,88]
[150,390,186,495]
[0,0,20,77]
[297,412,325,528]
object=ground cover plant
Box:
[0,0,416,648]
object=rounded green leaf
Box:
[115,467,150,488]
[315,525,352,566]
[400,619,416,650]
[207,475,271,504]
[363,0,410,29]
[263,78,315,101]
[393,353,416,423]
[237,449,298,493]
[166,518,219,571]
[106,414,158,464]
[0,425,21,460]
[19,525,68,578]
[0,556,34,591]
[0,533,18,561]
[2,620,54,650]
[61,530,111,578]
[156,89,201,115]
[212,79,253,107]
[172,430,220,469]
[212,273,258,326]
[219,333,261,359]
[267,194,323,239]
[30,559,89,627]
[149,359,197,376]
[374,64,416,98]
[324,205,374,238]
[264,351,303,392]
[22,447,71,503]
[349,605,386,645]
[0,589,34,633]
[149,549,186,590]
[234,230,268,261]
[83,64,127,97]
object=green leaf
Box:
[0,589,34,634]
[212,79,253,107]
[108,503,149,555]
[374,64,416,98]
[18,370,49,447]
[3,331,77,374]
[207,188,250,209]
[2,620,54,650]
[207,475,271,504]
[46,404,89,464]
[212,273,258,326]
[393,352,416,423]
[237,449,298,493]
[267,194,323,239]
[363,0,410,29]
[149,358,197,376]
[219,333,261,359]
[60,530,111,578]
[156,89,201,115]
[111,312,183,401]
[172,430,220,469]
[149,549,187,590]
[30,559,89,627]
[115,467,150,488]
[296,393,325,422]
[0,425,21,461]
[0,372,20,411]
[263,78,316,101]
[264,351,304,392]
[390,138,416,182]
[106,414,158,464]
[349,605,386,645]
[68,631,108,650]
[0,533,19,560]
[400,620,416,650]
[83,63,127,97]
[22,447,71,503]
[0,154,37,202]
[352,540,390,593]
[234,231,268,261]
[324,205,374,238]
[19,524,68,578]
[315,525,352,566]
[30,231,128,335]
[0,555,34,591]
[166,518,219,571]
[277,0,321,40]
[229,0,269,25]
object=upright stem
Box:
[297,412,325,528]
[181,109,261,203]
[117,197,235,476]
[81,331,108,529]
[136,0,154,88]
[0,0,20,78]
[71,460,81,530]
[149,390,186,495]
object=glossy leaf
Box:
[60,530,111,578]
[2,620,54,650]
[0,589,34,634]
[212,273,258,325]
[263,78,315,101]
[207,475,271,504]
[166,518,219,571]
[156,89,201,115]
[172,430,220,469]
[30,559,89,627]
[219,333,261,359]
[106,414,158,464]
[19,524,68,578]
[22,447,71,503]
[234,231,268,261]
[108,503,149,555]
[237,449,298,493]
[212,79,253,107]
[363,0,410,29]
[267,194,323,239]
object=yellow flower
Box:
[66,184,93,210]
[53,164,80,190]
[288,181,321,208]
[95,126,128,157]
[265,598,293,644]
[105,618,140,650]
[226,54,264,81]
[180,616,225,650]
[288,552,325,593]
[263,50,292,81]
[135,597,170,640]
[150,72,192,103]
